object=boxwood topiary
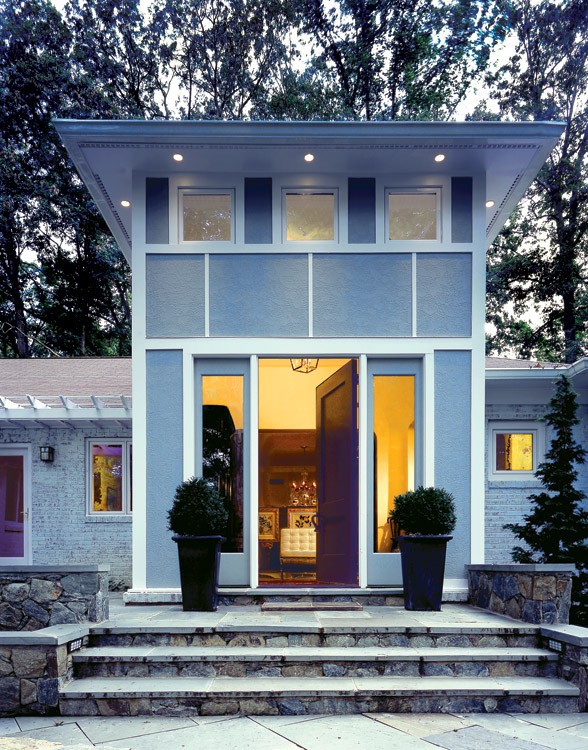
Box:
[168,477,228,537]
[389,486,456,536]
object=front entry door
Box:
[315,360,358,585]
[0,447,31,564]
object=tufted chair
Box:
[280,527,316,579]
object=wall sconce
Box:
[290,358,319,374]
[39,446,54,462]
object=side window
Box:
[386,189,440,241]
[488,422,544,481]
[89,440,132,514]
[283,189,338,242]
[180,189,234,243]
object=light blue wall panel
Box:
[146,178,169,244]
[245,178,272,244]
[434,350,471,579]
[313,254,412,337]
[348,178,376,243]
[416,253,472,337]
[209,254,308,337]
[146,254,205,337]
[146,350,183,587]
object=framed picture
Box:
[288,508,316,529]
[258,510,278,540]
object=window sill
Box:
[85,515,132,523]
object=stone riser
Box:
[58,693,579,717]
[75,659,558,680]
[90,632,540,649]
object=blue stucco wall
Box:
[146,254,205,337]
[313,254,412,336]
[209,254,308,337]
[146,350,183,587]
[434,350,471,579]
[416,253,472,337]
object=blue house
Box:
[4,120,569,598]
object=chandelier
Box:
[290,446,317,506]
[290,358,319,373]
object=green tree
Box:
[484,0,588,364]
[504,375,588,625]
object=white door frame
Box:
[0,444,32,564]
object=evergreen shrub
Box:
[390,486,456,536]
[168,477,228,537]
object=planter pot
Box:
[395,535,453,611]
[172,535,225,611]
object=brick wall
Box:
[0,427,131,587]
[484,404,588,564]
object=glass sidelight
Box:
[0,448,30,563]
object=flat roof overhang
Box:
[54,119,564,265]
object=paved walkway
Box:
[1,712,588,750]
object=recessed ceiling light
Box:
[304,153,315,162]
[486,200,495,208]
[173,153,184,162]
[120,200,131,208]
[434,154,445,162]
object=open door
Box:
[0,447,31,564]
[315,359,358,585]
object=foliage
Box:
[504,376,588,625]
[390,486,457,536]
[167,477,229,537]
[483,0,588,364]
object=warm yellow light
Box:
[173,153,184,162]
[434,154,445,162]
[120,200,131,208]
[304,153,315,162]
[486,200,495,208]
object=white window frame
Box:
[385,187,441,243]
[282,187,339,244]
[87,439,132,516]
[488,421,545,482]
[179,188,235,245]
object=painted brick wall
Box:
[0,426,132,586]
[484,403,588,564]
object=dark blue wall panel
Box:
[244,178,273,244]
[416,253,472,337]
[313,254,412,336]
[146,178,169,244]
[348,178,376,244]
[146,254,205,337]
[434,350,471,577]
[210,254,308,336]
[146,350,183,587]
[451,177,473,243]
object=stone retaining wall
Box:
[542,624,588,712]
[0,566,109,631]
[467,564,574,624]
[0,624,89,716]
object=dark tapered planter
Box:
[172,535,225,611]
[396,535,452,611]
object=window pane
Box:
[0,455,24,558]
[496,433,533,471]
[389,193,437,240]
[183,193,231,241]
[202,376,244,553]
[129,444,133,512]
[373,376,415,552]
[92,444,123,512]
[286,193,335,241]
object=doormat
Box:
[261,601,363,612]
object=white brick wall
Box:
[0,425,132,586]
[485,403,588,564]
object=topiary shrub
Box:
[168,477,228,537]
[389,486,457,536]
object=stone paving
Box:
[1,711,588,749]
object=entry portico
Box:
[56,119,563,597]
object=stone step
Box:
[73,646,559,679]
[58,675,580,716]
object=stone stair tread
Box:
[261,602,363,612]
[60,675,578,700]
[73,645,558,663]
